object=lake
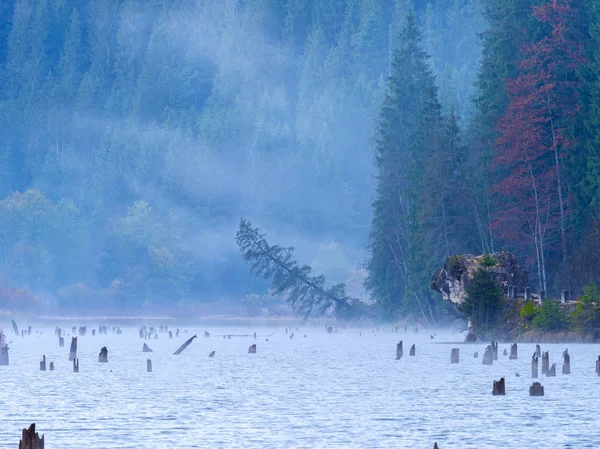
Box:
[0,325,598,448]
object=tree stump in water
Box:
[19,423,44,449]
[11,320,19,336]
[529,382,544,396]
[173,335,197,355]
[492,377,505,396]
[509,343,517,360]
[28,326,31,336]
[92,329,96,337]
[69,337,77,361]
[98,347,108,363]
[409,344,416,356]
[491,341,498,360]
[0,330,8,366]
[433,444,439,449]
[169,331,173,339]
[482,345,494,365]
[59,337,64,347]
[503,349,507,356]
[73,358,79,373]
[78,327,86,337]
[474,352,478,358]
[209,351,215,357]
[546,363,556,377]
[49,362,54,371]
[536,344,541,358]
[396,341,403,360]
[562,349,570,374]
[451,348,459,364]
[532,352,539,378]
[147,359,152,373]
[248,344,257,354]
[541,351,549,375]
[204,331,210,338]
[176,329,180,338]
[143,343,153,353]
[40,355,46,371]
[596,356,600,376]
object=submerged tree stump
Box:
[204,331,210,338]
[491,341,498,361]
[147,359,152,372]
[78,327,86,337]
[546,363,556,377]
[529,382,544,396]
[433,444,439,449]
[396,341,403,360]
[92,329,96,337]
[451,348,459,364]
[40,355,46,371]
[474,352,478,358]
[541,351,549,375]
[0,330,8,366]
[59,337,64,347]
[532,352,539,378]
[169,331,173,339]
[536,344,541,358]
[503,349,507,356]
[173,335,197,355]
[209,351,215,357]
[73,358,79,373]
[49,362,54,371]
[248,344,257,354]
[409,344,416,356]
[68,337,77,362]
[143,343,153,353]
[509,343,517,360]
[492,377,505,396]
[176,329,180,338]
[596,356,600,376]
[562,349,570,374]
[482,345,494,365]
[98,347,108,363]
[19,423,44,449]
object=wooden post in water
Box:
[503,348,507,356]
[204,331,210,338]
[529,382,544,396]
[59,337,64,347]
[541,351,549,375]
[39,355,46,371]
[396,341,403,360]
[98,347,108,363]
[49,362,54,371]
[11,320,19,336]
[532,352,538,378]
[536,344,541,358]
[546,363,556,377]
[482,345,494,365]
[147,359,152,372]
[509,343,517,360]
[209,351,215,357]
[68,337,77,361]
[562,349,570,375]
[73,358,79,373]
[248,344,257,354]
[28,326,31,336]
[491,341,498,360]
[169,331,173,339]
[492,377,505,396]
[409,344,415,356]
[143,343,153,353]
[474,352,478,358]
[451,348,459,364]
[19,423,44,449]
[173,335,197,355]
[0,330,8,366]
[433,443,439,449]
[596,356,600,376]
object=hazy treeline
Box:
[0,0,483,313]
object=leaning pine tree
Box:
[236,219,365,321]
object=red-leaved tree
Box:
[494,0,585,292]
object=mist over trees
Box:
[1,0,598,323]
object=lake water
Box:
[0,325,599,448]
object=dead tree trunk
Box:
[59,337,64,347]
[69,337,77,361]
[546,363,556,377]
[98,347,108,363]
[19,423,44,449]
[536,344,541,358]
[209,351,215,357]
[541,351,549,375]
[73,358,79,373]
[173,335,197,355]
[492,377,505,396]
[451,348,459,364]
[204,331,210,338]
[532,352,538,378]
[0,331,8,366]
[562,349,570,374]
[503,349,507,356]
[529,382,544,396]
[491,341,498,360]
[49,362,54,371]
[396,341,403,360]
[509,343,517,360]
[39,355,46,371]
[249,344,257,354]
[169,331,173,339]
[482,345,494,365]
[147,359,152,372]
[143,343,153,353]
[409,344,415,356]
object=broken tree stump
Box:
[204,331,210,338]
[209,351,215,357]
[509,343,517,360]
[40,355,46,371]
[98,347,108,363]
[409,344,415,356]
[73,358,79,373]
[562,349,570,374]
[147,359,152,372]
[11,320,19,336]
[546,363,556,377]
[58,336,64,347]
[28,326,31,336]
[451,348,459,364]
[143,343,153,353]
[78,326,86,337]
[541,351,549,375]
[532,352,538,378]
[68,337,77,361]
[482,345,494,365]
[491,341,498,360]
[536,344,541,358]
[492,377,505,396]
[396,341,403,360]
[596,356,600,376]
[503,348,507,356]
[92,329,96,337]
[169,331,173,339]
[248,344,257,354]
[49,362,54,371]
[173,335,197,355]
[433,444,439,449]
[0,330,8,366]
[474,351,478,358]
[529,382,544,396]
[19,423,44,449]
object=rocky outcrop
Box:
[431,251,528,305]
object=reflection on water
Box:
[0,327,598,448]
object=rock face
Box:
[430,251,528,305]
